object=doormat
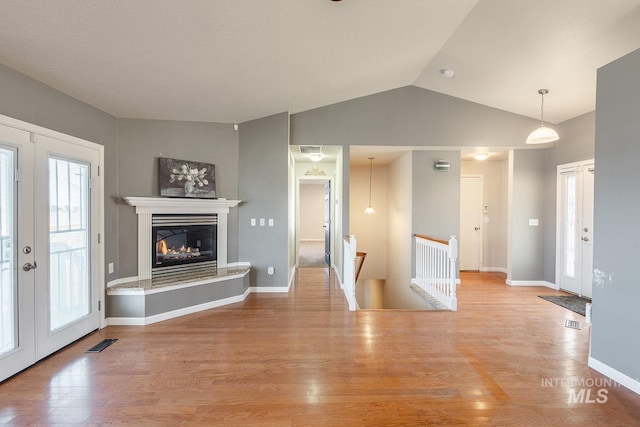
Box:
[86,338,118,353]
[538,295,591,316]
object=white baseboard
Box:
[249,286,290,293]
[588,356,640,396]
[480,267,507,274]
[107,291,249,326]
[506,280,558,289]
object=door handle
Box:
[22,262,38,272]
[474,227,480,231]
[581,236,590,242]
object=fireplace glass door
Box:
[152,215,217,272]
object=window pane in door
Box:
[49,157,90,331]
[563,175,577,278]
[0,147,16,355]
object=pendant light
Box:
[364,157,375,214]
[526,89,559,144]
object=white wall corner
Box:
[288,267,296,290]
[588,356,640,396]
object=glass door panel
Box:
[48,158,90,331]
[0,146,16,355]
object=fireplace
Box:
[123,197,240,281]
[152,214,217,276]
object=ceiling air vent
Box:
[299,145,322,154]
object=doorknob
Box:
[22,262,38,272]
[474,227,480,231]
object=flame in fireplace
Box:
[158,240,168,255]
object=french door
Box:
[556,160,594,298]
[0,120,102,382]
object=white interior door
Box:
[0,120,103,381]
[557,160,594,298]
[460,176,483,271]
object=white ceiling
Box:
[1,1,639,126]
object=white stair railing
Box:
[413,234,458,311]
[342,235,358,311]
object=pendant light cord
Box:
[540,91,545,126]
[538,88,549,126]
[368,157,373,207]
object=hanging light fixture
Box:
[526,89,559,144]
[364,157,375,214]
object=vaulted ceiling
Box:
[1,1,639,124]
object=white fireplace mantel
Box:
[124,197,241,280]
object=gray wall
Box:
[591,48,640,381]
[411,151,461,276]
[238,112,290,287]
[291,86,541,150]
[116,119,240,277]
[0,63,118,282]
[510,150,546,281]
[543,112,596,282]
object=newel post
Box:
[448,235,458,311]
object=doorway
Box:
[460,175,483,271]
[297,179,330,267]
[556,160,594,298]
[0,119,103,382]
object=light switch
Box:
[260,218,265,226]
[251,218,256,226]
[268,218,274,227]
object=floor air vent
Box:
[564,319,582,330]
[86,338,118,353]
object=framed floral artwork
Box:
[158,157,216,199]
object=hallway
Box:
[1,269,639,425]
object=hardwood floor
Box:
[1,269,640,425]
